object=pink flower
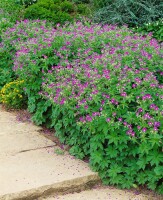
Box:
[84,105,88,109]
[86,115,92,122]
[142,128,147,132]
[121,92,127,97]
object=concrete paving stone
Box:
[0,146,99,198]
[0,131,55,157]
[0,108,100,199]
[0,109,54,157]
[44,188,160,200]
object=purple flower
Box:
[118,118,123,122]
[101,100,105,105]
[142,94,152,100]
[154,122,160,127]
[143,113,151,120]
[131,132,135,137]
[142,128,147,132]
[121,92,127,97]
[79,117,85,122]
[154,127,158,131]
[148,122,153,126]
[84,105,88,109]
[86,115,92,122]
[106,118,111,122]
[138,108,143,113]
[132,84,137,88]
[123,122,128,126]
[154,107,159,111]
[60,98,66,105]
[150,104,155,109]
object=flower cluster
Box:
[0,79,27,108]
[32,22,163,137]
[6,20,162,135]
[3,20,162,192]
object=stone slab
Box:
[44,188,161,200]
[0,109,54,157]
[0,108,99,199]
[0,147,99,199]
[0,131,54,157]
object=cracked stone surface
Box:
[0,107,99,199]
[0,108,54,158]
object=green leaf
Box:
[108,163,122,178]
[105,145,118,158]
[106,132,119,146]
[154,166,163,176]
[137,157,148,170]
[147,152,163,166]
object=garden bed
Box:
[0,0,163,195]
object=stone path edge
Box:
[0,174,101,200]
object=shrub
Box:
[60,1,74,13]
[91,0,109,9]
[53,0,61,3]
[24,4,55,20]
[15,0,38,7]
[77,4,90,15]
[134,19,163,42]
[3,21,163,193]
[0,79,27,109]
[72,0,90,3]
[92,0,163,27]
[37,0,56,11]
[52,4,61,13]
[53,11,73,24]
[24,0,76,24]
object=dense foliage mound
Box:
[23,0,90,25]
[1,20,163,193]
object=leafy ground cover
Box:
[0,0,163,195]
[0,20,162,193]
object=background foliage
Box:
[24,0,91,25]
[134,19,163,42]
[0,0,24,22]
[15,0,37,7]
[92,0,163,27]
